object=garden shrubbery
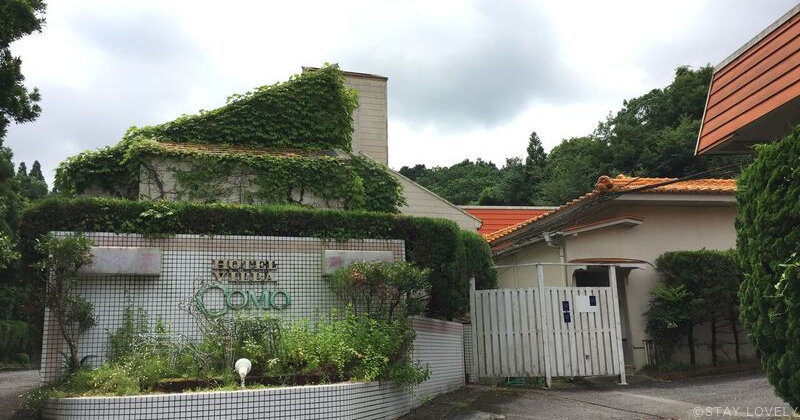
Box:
[646,249,744,366]
[737,126,800,407]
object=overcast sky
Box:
[6,0,798,184]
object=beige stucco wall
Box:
[494,200,755,369]
[344,74,389,166]
[495,243,566,288]
[393,171,481,231]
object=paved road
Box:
[0,371,38,420]
[403,372,797,420]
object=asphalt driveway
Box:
[403,372,797,420]
[0,370,38,420]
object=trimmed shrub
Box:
[461,231,497,290]
[20,197,494,320]
[737,126,800,407]
[0,320,31,361]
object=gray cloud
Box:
[6,7,216,184]
[635,0,799,89]
[338,0,578,130]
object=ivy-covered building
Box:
[55,65,481,230]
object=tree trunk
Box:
[56,316,79,371]
[710,317,718,366]
[687,326,696,365]
[730,312,741,364]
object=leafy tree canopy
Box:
[412,159,503,205]
[405,66,749,207]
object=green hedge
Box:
[20,197,495,320]
[737,126,800,407]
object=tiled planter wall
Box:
[42,317,465,420]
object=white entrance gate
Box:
[469,264,627,386]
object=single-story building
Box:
[487,174,755,370]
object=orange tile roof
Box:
[461,207,554,237]
[486,175,736,243]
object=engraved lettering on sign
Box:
[210,259,277,282]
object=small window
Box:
[574,269,610,287]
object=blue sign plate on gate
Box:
[562,301,570,311]
[563,312,571,323]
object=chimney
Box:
[342,71,389,166]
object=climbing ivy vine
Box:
[55,139,404,212]
[132,64,358,150]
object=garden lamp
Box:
[234,358,252,389]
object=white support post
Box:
[536,264,552,387]
[609,266,628,385]
[469,277,479,383]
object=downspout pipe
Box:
[542,232,568,286]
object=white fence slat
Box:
[469,270,623,382]
[497,291,508,375]
[474,289,486,376]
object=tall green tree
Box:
[524,131,547,204]
[595,66,748,178]
[539,136,612,205]
[0,0,45,239]
[15,160,47,200]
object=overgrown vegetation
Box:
[401,67,750,206]
[133,65,358,150]
[646,250,744,366]
[737,125,800,408]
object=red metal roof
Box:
[460,206,555,237]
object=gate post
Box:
[469,277,479,383]
[609,266,628,385]
[536,264,552,387]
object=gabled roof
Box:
[487,175,737,245]
[460,206,555,237]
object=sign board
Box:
[575,295,599,313]
[321,250,395,275]
[80,247,162,276]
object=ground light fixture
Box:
[235,358,252,389]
